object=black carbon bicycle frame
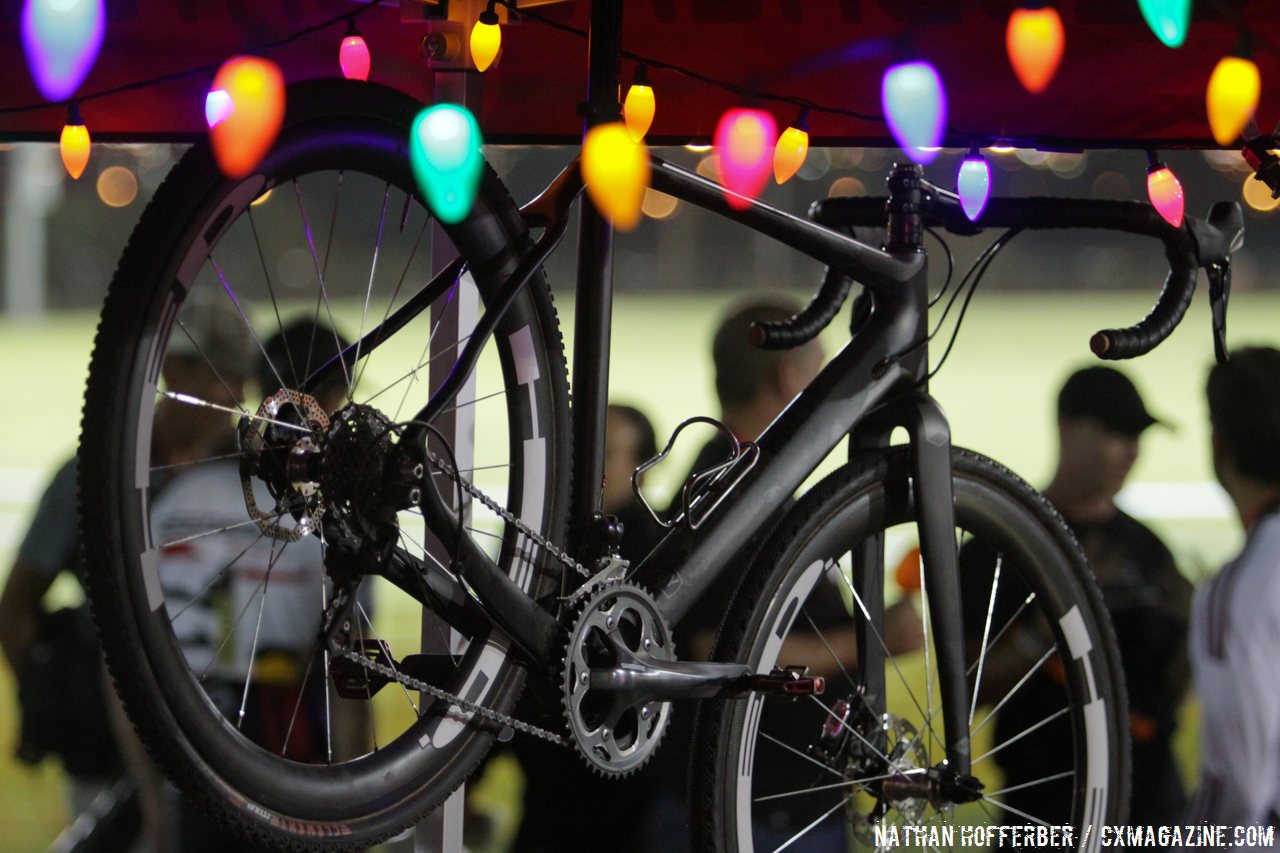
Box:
[402,0,976,776]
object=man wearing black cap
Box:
[1042,366,1193,821]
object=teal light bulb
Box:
[1137,0,1191,48]
[410,105,484,225]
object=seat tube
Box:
[569,0,623,550]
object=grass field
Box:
[1,287,1276,848]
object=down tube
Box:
[633,261,926,628]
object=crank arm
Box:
[589,657,824,704]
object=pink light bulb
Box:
[340,34,371,81]
[1147,165,1184,227]
[713,108,778,210]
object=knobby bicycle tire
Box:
[79,79,571,850]
[693,447,1130,851]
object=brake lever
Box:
[1207,261,1231,365]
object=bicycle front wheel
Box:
[693,447,1128,851]
[79,79,571,850]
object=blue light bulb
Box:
[881,61,947,165]
[957,153,990,221]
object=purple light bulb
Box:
[21,0,106,101]
[957,153,990,221]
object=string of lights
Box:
[6,0,1276,224]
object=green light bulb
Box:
[1137,0,1191,48]
[410,104,484,225]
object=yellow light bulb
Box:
[624,84,655,142]
[1207,56,1261,146]
[581,122,650,231]
[60,106,90,179]
[773,125,809,184]
[470,11,501,73]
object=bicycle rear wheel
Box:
[79,79,571,850]
[693,447,1128,851]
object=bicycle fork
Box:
[853,394,982,801]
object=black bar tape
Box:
[750,268,853,350]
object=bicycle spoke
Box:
[970,553,1003,727]
[245,205,293,387]
[981,795,1053,827]
[393,278,460,423]
[158,509,286,550]
[355,213,431,393]
[972,705,1069,766]
[972,646,1055,737]
[172,315,251,416]
[771,794,851,853]
[168,530,269,622]
[983,768,1074,798]
[281,650,319,760]
[294,179,353,394]
[437,387,508,417]
[361,331,474,408]
[757,730,846,781]
[210,255,286,394]
[159,390,309,434]
[800,608,856,690]
[834,561,933,728]
[359,600,423,718]
[350,182,391,401]
[151,449,252,475]
[237,537,288,731]
[752,769,924,804]
[806,694,897,768]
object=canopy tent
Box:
[0,0,1278,149]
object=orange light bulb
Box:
[773,111,809,184]
[208,56,286,179]
[1007,6,1065,94]
[624,86,655,142]
[60,103,90,179]
[581,122,650,231]
[1207,55,1261,146]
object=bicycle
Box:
[77,3,1244,850]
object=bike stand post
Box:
[413,30,485,853]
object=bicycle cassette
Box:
[560,580,674,777]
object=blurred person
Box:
[648,294,920,851]
[1185,346,1280,828]
[0,301,253,850]
[961,365,1192,822]
[146,318,369,852]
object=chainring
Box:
[560,580,674,777]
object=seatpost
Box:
[569,0,624,556]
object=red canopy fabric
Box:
[1,1,1277,148]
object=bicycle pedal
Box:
[749,665,825,697]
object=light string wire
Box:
[2,0,1274,144]
[0,0,386,116]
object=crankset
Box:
[561,580,825,776]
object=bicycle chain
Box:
[427,451,594,581]
[334,647,567,746]
[328,451,596,747]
